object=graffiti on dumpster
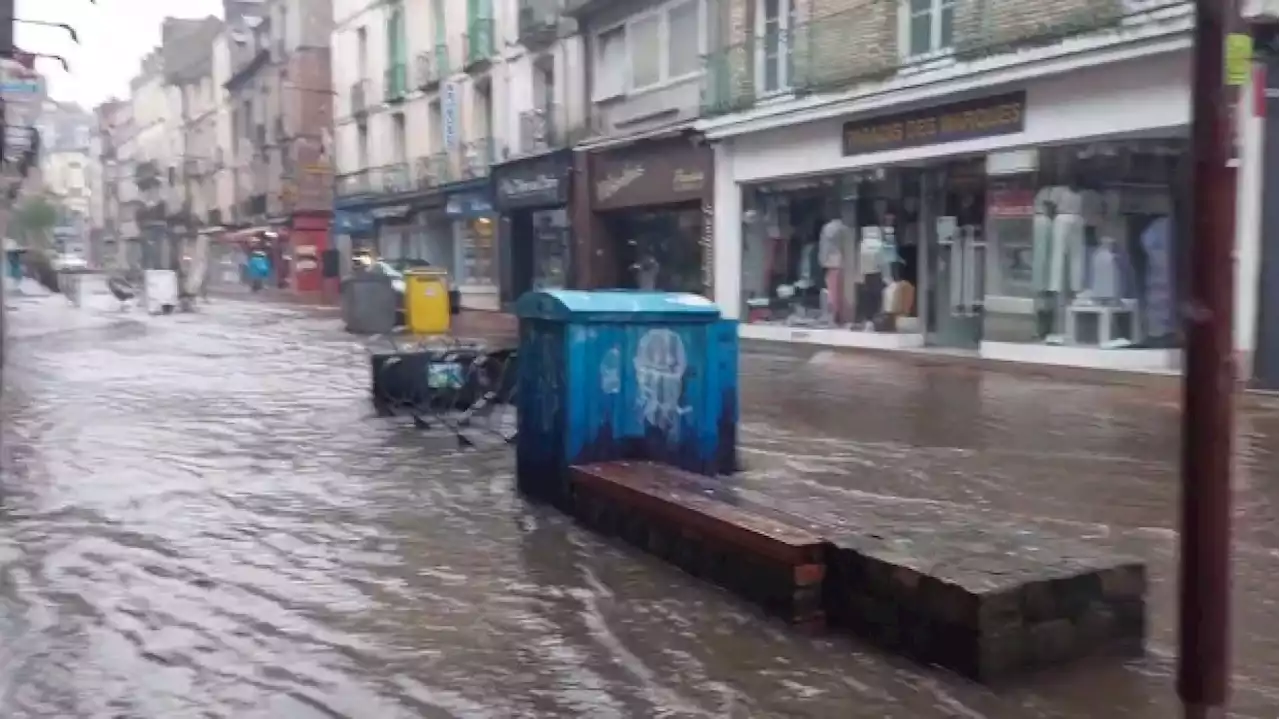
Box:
[633,329,690,439]
[599,346,621,395]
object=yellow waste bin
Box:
[404,268,452,335]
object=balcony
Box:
[427,151,455,186]
[463,18,495,71]
[515,104,589,156]
[385,62,408,103]
[413,155,442,190]
[518,0,568,49]
[416,46,448,90]
[335,164,417,198]
[350,79,370,117]
[700,0,1160,116]
[460,138,494,180]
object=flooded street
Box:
[1,292,1275,719]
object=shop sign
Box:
[494,154,571,210]
[842,91,1026,156]
[370,204,413,220]
[987,188,1036,219]
[591,139,711,211]
[445,193,494,218]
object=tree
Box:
[11,195,59,250]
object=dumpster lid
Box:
[515,290,721,323]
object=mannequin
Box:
[818,216,850,324]
[1032,185,1061,337]
[856,224,884,324]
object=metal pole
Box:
[1179,0,1239,715]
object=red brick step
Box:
[569,461,826,626]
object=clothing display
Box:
[1084,236,1124,303]
[1031,186,1059,293]
[1141,215,1175,338]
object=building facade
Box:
[488,0,588,308]
[694,0,1212,373]
[566,0,716,297]
[332,0,524,310]
[36,100,95,259]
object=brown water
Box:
[1,293,1275,718]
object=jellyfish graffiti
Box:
[633,328,690,439]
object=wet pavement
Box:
[0,288,1275,719]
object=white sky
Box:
[15,0,223,109]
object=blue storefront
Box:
[442,178,499,311]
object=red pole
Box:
[1179,0,1239,715]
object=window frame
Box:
[591,0,705,102]
[898,0,956,61]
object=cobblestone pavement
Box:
[0,291,1274,718]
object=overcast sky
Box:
[15,0,223,109]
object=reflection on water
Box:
[0,297,1275,718]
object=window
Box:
[904,0,955,58]
[356,27,368,79]
[393,112,407,162]
[595,26,627,98]
[755,0,792,94]
[667,1,701,78]
[357,122,369,169]
[630,15,661,88]
[593,0,704,100]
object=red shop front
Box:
[289,213,331,294]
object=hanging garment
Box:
[1089,239,1124,303]
[1031,186,1062,293]
[1141,216,1175,337]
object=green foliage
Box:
[12,195,60,249]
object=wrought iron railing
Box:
[335,164,415,198]
[350,79,370,116]
[416,47,447,89]
[700,0,1189,116]
[428,152,455,186]
[461,138,494,179]
[385,62,408,102]
[518,0,565,47]
[464,18,496,68]
[515,105,589,156]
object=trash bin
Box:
[341,272,398,335]
[514,290,739,507]
[404,268,451,335]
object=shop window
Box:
[981,139,1186,350]
[531,208,570,291]
[741,171,921,333]
[461,216,496,285]
[902,0,955,59]
[607,207,704,294]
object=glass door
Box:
[927,163,987,349]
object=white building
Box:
[696,0,1264,374]
[331,0,526,309]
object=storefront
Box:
[332,209,375,278]
[491,149,573,309]
[710,52,1194,371]
[444,185,499,311]
[575,134,714,295]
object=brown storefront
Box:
[571,134,714,295]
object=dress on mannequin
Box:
[1047,187,1102,293]
[1088,236,1124,304]
[1031,186,1061,292]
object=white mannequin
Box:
[1032,186,1060,293]
[818,218,849,322]
[1047,186,1103,293]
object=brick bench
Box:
[824,512,1146,684]
[569,461,826,626]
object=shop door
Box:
[926,166,986,349]
[1253,49,1278,390]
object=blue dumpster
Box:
[514,290,739,507]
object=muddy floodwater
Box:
[1,292,1275,718]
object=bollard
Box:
[513,290,739,509]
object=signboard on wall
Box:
[841,91,1027,156]
[443,82,458,150]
